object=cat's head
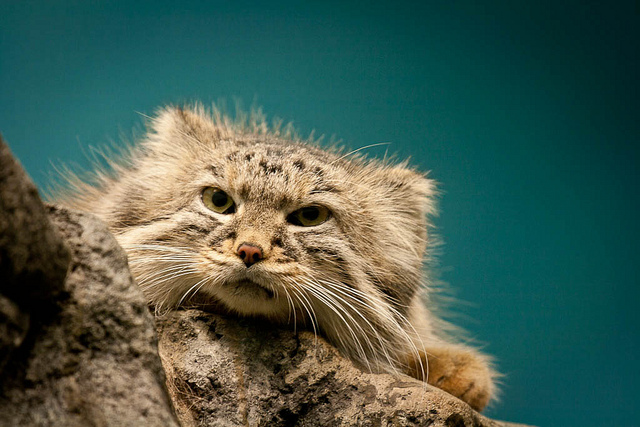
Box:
[60,105,437,368]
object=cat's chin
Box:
[212,280,289,318]
[224,279,275,299]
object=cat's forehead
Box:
[211,138,344,204]
[219,138,334,162]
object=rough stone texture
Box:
[0,136,71,371]
[0,136,70,308]
[0,206,180,427]
[158,310,530,427]
[0,138,179,427]
[0,294,30,372]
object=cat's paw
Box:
[407,345,496,411]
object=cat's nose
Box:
[236,243,263,267]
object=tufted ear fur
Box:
[143,106,220,156]
[378,164,438,257]
[383,165,437,215]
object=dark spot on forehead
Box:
[265,147,286,158]
[259,159,283,175]
[209,165,221,177]
[293,159,306,170]
[238,183,250,199]
[312,166,325,177]
[244,152,255,161]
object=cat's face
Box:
[101,108,436,329]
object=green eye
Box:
[202,187,235,214]
[287,206,330,226]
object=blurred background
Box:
[1,1,638,425]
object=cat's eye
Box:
[202,187,236,214]
[287,206,330,227]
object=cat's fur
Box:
[55,105,497,411]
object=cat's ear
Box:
[383,164,438,217]
[144,105,218,154]
[379,164,438,254]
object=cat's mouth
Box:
[222,279,275,299]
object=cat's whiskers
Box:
[120,244,214,313]
[285,280,319,344]
[122,232,427,381]
[123,244,201,255]
[304,270,426,380]
[304,277,399,374]
[135,265,199,287]
[281,284,297,331]
[139,269,200,311]
[323,276,426,374]
[178,276,212,305]
[331,282,427,381]
[296,277,375,372]
[329,142,391,165]
[280,269,385,372]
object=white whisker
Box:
[178,276,211,305]
[298,278,374,371]
[330,142,391,164]
[287,281,318,344]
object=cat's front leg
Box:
[407,344,496,411]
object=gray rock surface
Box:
[0,136,70,308]
[158,310,529,427]
[0,136,179,427]
[0,205,180,427]
[0,293,30,373]
[0,136,71,371]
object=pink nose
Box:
[237,243,263,266]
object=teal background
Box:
[1,1,638,425]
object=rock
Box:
[0,136,179,427]
[0,136,71,372]
[157,310,530,427]
[0,136,71,371]
[0,206,180,427]
[0,294,30,373]
[0,136,70,309]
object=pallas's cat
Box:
[57,106,497,410]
